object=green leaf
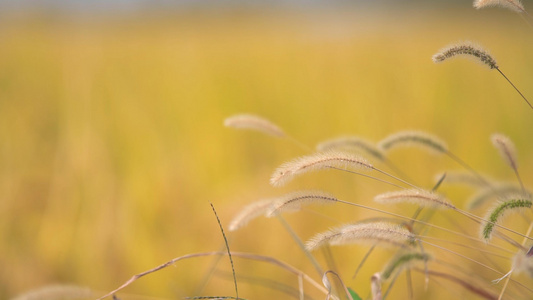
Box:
[348,287,362,300]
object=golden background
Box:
[1,3,532,299]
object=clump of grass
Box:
[432,41,533,110]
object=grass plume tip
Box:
[228,199,273,231]
[481,198,532,242]
[305,221,416,252]
[432,42,498,69]
[374,189,456,209]
[491,133,519,170]
[266,190,338,217]
[381,252,431,280]
[224,114,285,138]
[378,130,448,154]
[473,0,525,13]
[316,136,384,160]
[270,150,373,187]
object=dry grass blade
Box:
[224,114,285,138]
[378,130,448,154]
[473,0,525,13]
[270,150,373,187]
[432,42,498,69]
[371,273,382,300]
[228,199,273,231]
[374,189,456,209]
[210,203,239,299]
[97,251,329,300]
[481,198,532,242]
[305,221,416,252]
[266,190,338,217]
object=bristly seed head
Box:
[473,0,525,13]
[374,189,456,210]
[432,42,498,69]
[378,130,448,154]
[270,150,373,187]
[491,133,519,170]
[305,221,416,252]
[481,198,532,242]
[266,190,338,217]
[224,114,285,138]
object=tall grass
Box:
[2,3,533,300]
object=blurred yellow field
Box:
[1,3,532,300]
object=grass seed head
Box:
[432,42,498,69]
[473,0,525,13]
[378,130,448,154]
[305,221,416,252]
[270,150,373,187]
[224,114,285,138]
[481,198,532,242]
[374,189,456,209]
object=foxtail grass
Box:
[473,0,525,14]
[374,189,456,210]
[432,42,533,110]
[481,198,532,242]
[305,221,417,252]
[491,133,525,191]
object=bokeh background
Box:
[1,0,532,299]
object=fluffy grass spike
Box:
[491,133,519,171]
[466,184,529,210]
[378,130,448,154]
[224,114,285,138]
[491,133,525,191]
[316,136,385,160]
[473,0,525,13]
[481,198,532,242]
[374,189,456,209]
[381,252,431,280]
[305,221,416,252]
[433,42,533,110]
[266,190,338,217]
[432,42,498,69]
[228,200,273,231]
[270,150,373,187]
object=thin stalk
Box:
[496,67,533,110]
[276,215,324,276]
